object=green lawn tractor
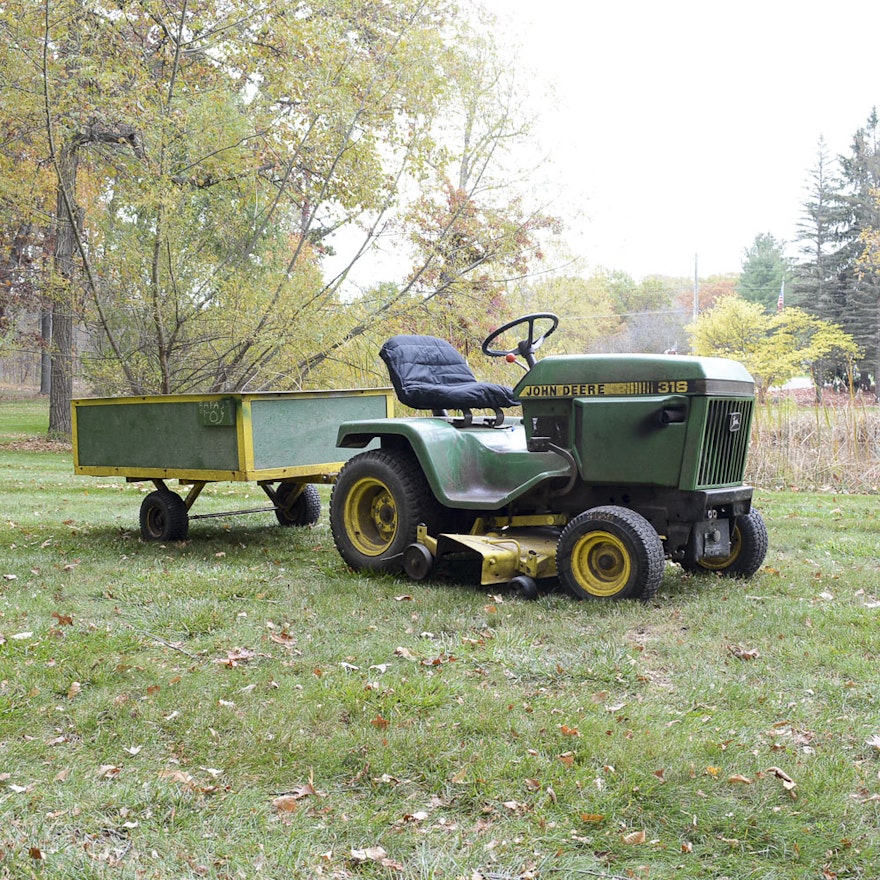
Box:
[329,313,767,600]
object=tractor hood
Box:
[514,354,754,401]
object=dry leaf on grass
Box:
[726,644,760,660]
[350,845,404,871]
[765,766,798,796]
[273,779,325,811]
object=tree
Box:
[793,137,846,320]
[838,111,880,390]
[675,273,737,319]
[736,233,791,312]
[1,0,556,437]
[688,295,860,401]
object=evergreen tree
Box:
[736,233,791,312]
[836,110,880,389]
[793,137,846,321]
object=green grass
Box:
[1,399,879,879]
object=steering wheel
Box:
[482,313,559,368]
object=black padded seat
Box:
[380,335,517,416]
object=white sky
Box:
[484,0,880,280]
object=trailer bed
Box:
[72,389,393,540]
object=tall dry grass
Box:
[748,392,880,492]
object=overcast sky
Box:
[485,0,880,280]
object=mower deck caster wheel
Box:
[508,575,538,600]
[403,543,434,580]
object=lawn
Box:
[1,398,879,880]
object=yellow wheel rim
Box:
[343,476,398,557]
[570,530,632,597]
[697,524,742,571]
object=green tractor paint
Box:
[329,314,767,600]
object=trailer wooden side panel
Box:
[72,389,393,482]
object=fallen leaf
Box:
[727,644,760,660]
[273,795,299,813]
[866,734,880,751]
[370,715,389,730]
[97,765,121,779]
[766,766,798,795]
[621,830,646,845]
[560,724,580,737]
[351,846,403,871]
[351,845,387,862]
[728,774,753,784]
[213,647,255,667]
[67,681,82,700]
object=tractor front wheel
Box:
[682,509,768,578]
[557,506,664,601]
[330,449,439,573]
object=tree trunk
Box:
[48,142,79,439]
[40,307,52,394]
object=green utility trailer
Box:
[72,389,393,541]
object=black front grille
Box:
[696,399,754,488]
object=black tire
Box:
[557,505,664,601]
[682,509,768,579]
[508,575,539,600]
[274,482,321,527]
[330,449,441,573]
[140,490,189,541]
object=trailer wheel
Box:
[140,490,189,541]
[683,509,768,578]
[274,482,321,527]
[330,449,440,573]
[557,506,664,601]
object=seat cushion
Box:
[380,335,517,411]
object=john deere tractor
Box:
[329,313,767,600]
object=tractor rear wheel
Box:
[682,509,768,578]
[557,505,664,601]
[330,449,440,573]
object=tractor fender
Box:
[336,418,572,510]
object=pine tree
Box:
[835,110,880,391]
[793,137,846,321]
[736,233,791,312]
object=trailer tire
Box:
[274,482,321,527]
[682,509,768,578]
[330,449,441,573]
[557,505,664,601]
[140,490,189,541]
